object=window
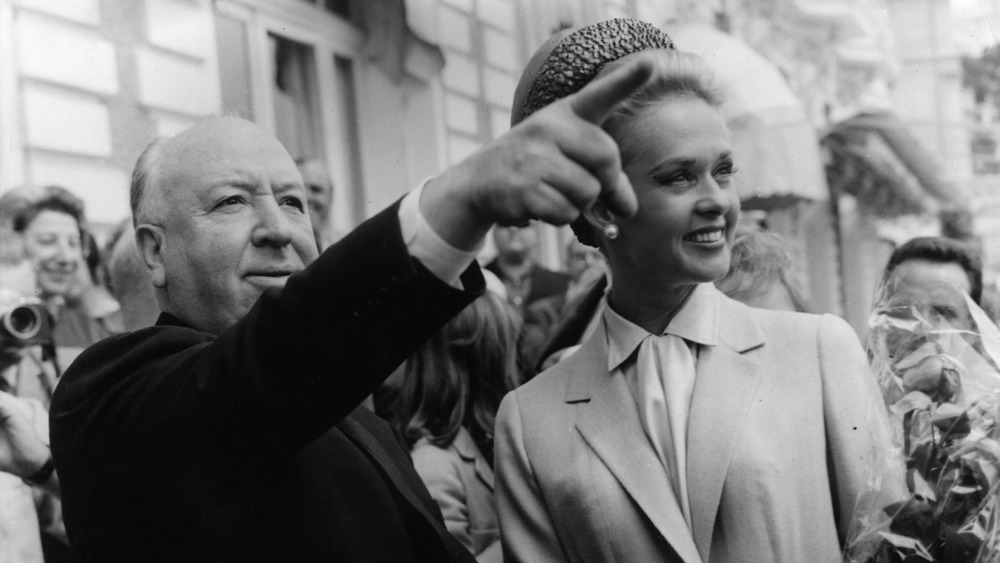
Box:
[291,0,350,19]
[270,34,322,162]
[215,13,254,119]
[212,0,364,230]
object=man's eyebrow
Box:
[205,179,255,192]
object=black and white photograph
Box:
[0,0,998,561]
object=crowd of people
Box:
[0,15,995,563]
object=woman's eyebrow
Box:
[648,157,697,175]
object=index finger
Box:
[567,57,653,124]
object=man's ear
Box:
[582,199,616,234]
[135,225,167,289]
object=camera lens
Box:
[4,306,41,339]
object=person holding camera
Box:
[1,186,96,562]
[0,186,123,402]
[0,252,63,562]
[10,187,122,345]
[0,388,59,563]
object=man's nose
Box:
[251,199,294,248]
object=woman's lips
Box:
[682,227,725,244]
[39,269,74,283]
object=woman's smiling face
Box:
[609,94,740,289]
[23,209,83,298]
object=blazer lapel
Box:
[473,453,494,492]
[686,298,765,561]
[453,428,494,491]
[570,331,703,563]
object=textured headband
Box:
[511,18,675,126]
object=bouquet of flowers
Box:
[847,273,1000,562]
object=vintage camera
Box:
[0,299,53,349]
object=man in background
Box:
[296,157,336,251]
[880,236,983,310]
[486,224,569,315]
[105,220,159,332]
[520,237,606,370]
[870,236,996,405]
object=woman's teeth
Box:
[685,230,723,243]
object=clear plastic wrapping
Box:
[847,273,1000,562]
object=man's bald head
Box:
[132,118,293,225]
[130,137,168,227]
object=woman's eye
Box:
[661,171,693,185]
[714,164,738,178]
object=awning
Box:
[787,0,872,40]
[821,112,969,218]
[665,23,828,210]
[354,0,445,83]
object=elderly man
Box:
[296,157,336,250]
[48,59,651,561]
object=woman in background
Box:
[6,185,122,352]
[396,291,521,563]
[715,231,810,313]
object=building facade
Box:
[2,0,981,330]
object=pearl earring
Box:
[602,224,619,240]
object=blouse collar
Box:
[604,283,721,372]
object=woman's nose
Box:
[53,238,76,262]
[697,176,731,215]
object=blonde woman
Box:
[495,19,901,563]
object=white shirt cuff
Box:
[398,179,482,288]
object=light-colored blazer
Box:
[412,428,503,563]
[495,295,900,563]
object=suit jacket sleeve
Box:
[495,391,567,563]
[52,201,484,473]
[817,313,905,544]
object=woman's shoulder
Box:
[745,305,853,336]
[514,341,591,399]
[726,296,821,331]
[731,299,862,356]
[410,430,489,488]
[500,336,605,435]
[411,436,464,473]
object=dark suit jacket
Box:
[533,273,608,371]
[50,202,482,562]
[485,261,569,309]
